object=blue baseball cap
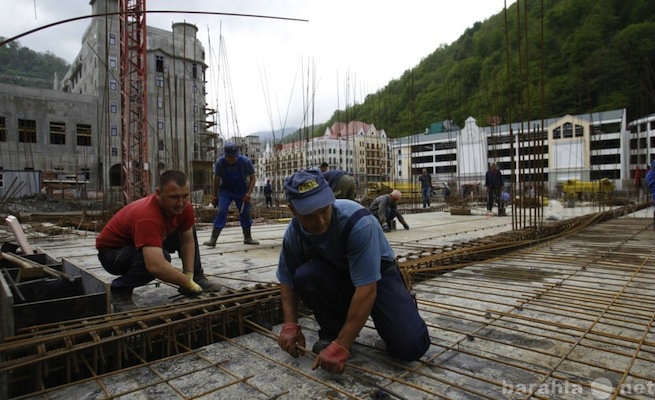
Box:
[284,169,336,215]
[224,143,238,156]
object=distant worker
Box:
[276,169,430,374]
[485,162,505,216]
[634,166,642,201]
[646,161,655,227]
[264,179,273,208]
[204,143,259,247]
[320,162,357,200]
[96,170,221,311]
[368,190,409,232]
[418,168,433,208]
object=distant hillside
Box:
[322,0,655,137]
[0,38,70,89]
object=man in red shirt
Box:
[96,170,221,310]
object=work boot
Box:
[111,289,138,312]
[242,226,259,245]
[194,274,223,293]
[203,228,222,248]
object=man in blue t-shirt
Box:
[204,143,259,247]
[276,168,429,374]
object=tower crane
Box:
[119,0,149,203]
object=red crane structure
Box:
[119,0,149,203]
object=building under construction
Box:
[0,198,654,399]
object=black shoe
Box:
[312,339,332,354]
[111,290,138,312]
[194,274,222,292]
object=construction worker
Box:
[204,143,259,247]
[276,169,429,374]
[368,190,409,231]
[96,170,221,311]
[319,162,357,200]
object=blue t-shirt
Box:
[276,199,396,287]
[213,155,255,196]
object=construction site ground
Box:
[1,201,654,399]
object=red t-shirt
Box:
[96,194,195,250]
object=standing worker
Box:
[204,143,260,247]
[368,190,409,232]
[276,169,430,374]
[264,179,273,208]
[96,170,222,311]
[418,168,433,208]
[320,162,357,200]
[485,162,505,216]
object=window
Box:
[109,79,117,91]
[157,119,164,129]
[109,56,117,69]
[110,101,117,114]
[0,173,3,188]
[158,139,165,151]
[192,64,197,79]
[155,75,163,88]
[109,33,116,46]
[156,55,164,73]
[111,146,118,157]
[18,119,37,143]
[575,124,584,137]
[0,116,6,142]
[553,127,561,139]
[76,124,92,146]
[111,124,118,136]
[157,96,163,109]
[49,121,66,145]
[193,84,198,93]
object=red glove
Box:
[210,196,217,207]
[278,322,305,358]
[311,341,350,374]
[242,193,251,203]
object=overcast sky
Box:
[2,1,513,137]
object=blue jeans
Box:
[422,187,431,207]
[293,258,430,361]
[98,227,204,293]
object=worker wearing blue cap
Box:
[204,143,259,247]
[276,168,430,374]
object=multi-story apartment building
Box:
[0,83,98,198]
[257,121,391,200]
[59,0,213,200]
[394,109,633,196]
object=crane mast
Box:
[119,0,149,203]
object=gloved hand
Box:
[178,277,203,297]
[403,223,410,230]
[210,196,218,207]
[278,322,305,358]
[242,193,251,203]
[382,223,390,232]
[311,341,350,374]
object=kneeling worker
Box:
[276,169,430,374]
[96,170,221,311]
[369,190,409,232]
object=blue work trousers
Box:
[98,227,204,293]
[212,193,252,229]
[293,258,430,361]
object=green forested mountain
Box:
[321,0,655,138]
[0,38,70,89]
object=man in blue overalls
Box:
[276,168,430,374]
[204,143,259,247]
